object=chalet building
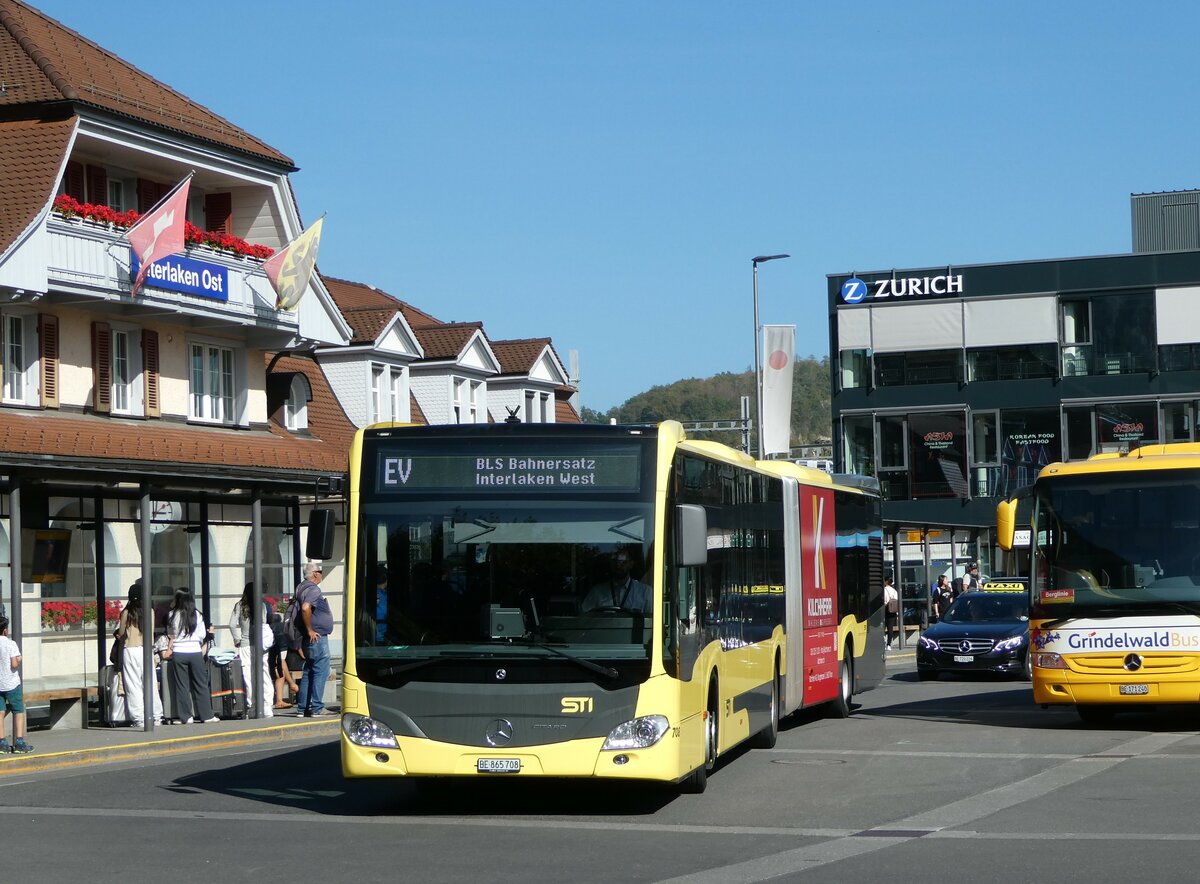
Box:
[320,275,580,428]
[0,1,583,716]
[0,0,354,707]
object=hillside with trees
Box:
[580,357,833,452]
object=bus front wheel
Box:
[681,680,719,794]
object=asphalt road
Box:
[7,657,1200,883]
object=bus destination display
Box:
[376,451,641,493]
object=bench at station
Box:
[24,685,99,730]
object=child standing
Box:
[0,617,33,753]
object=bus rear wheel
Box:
[828,650,853,718]
[750,670,780,749]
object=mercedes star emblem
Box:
[1124,653,1143,672]
[959,640,972,653]
[495,668,507,680]
[485,718,514,747]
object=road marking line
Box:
[654,730,1196,882]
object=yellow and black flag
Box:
[265,216,324,311]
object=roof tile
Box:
[0,114,74,254]
[0,0,291,166]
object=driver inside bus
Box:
[581,548,652,614]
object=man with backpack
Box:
[290,562,335,717]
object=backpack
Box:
[283,588,306,650]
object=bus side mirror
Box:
[306,509,335,561]
[676,504,708,567]
[996,499,1017,551]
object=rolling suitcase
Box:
[207,657,246,720]
[102,664,131,727]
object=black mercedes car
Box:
[915,591,1030,680]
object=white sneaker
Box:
[183,717,196,724]
[204,716,220,724]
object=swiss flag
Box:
[127,175,192,296]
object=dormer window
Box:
[284,375,310,431]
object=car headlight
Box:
[343,714,398,749]
[601,714,669,750]
[918,635,939,651]
[995,635,1026,652]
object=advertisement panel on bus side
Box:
[800,486,839,702]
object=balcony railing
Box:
[46,215,295,333]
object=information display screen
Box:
[373,449,642,494]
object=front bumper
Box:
[916,645,1026,676]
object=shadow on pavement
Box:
[173,741,679,817]
[862,670,1200,732]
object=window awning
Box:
[963,295,1058,347]
[1156,287,1200,346]
[871,302,963,353]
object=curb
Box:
[0,719,340,778]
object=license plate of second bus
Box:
[953,655,973,663]
[1119,684,1150,695]
[477,758,521,773]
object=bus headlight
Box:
[343,714,398,749]
[602,715,669,750]
[1034,652,1067,670]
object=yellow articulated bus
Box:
[321,421,883,792]
[997,442,1200,725]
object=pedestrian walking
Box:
[0,616,32,753]
[883,577,899,649]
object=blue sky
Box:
[33,1,1200,411]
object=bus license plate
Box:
[1119,684,1150,695]
[477,758,521,773]
[953,655,973,663]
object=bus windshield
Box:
[1032,471,1200,619]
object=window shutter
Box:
[204,192,232,234]
[39,314,59,408]
[143,329,160,418]
[136,178,168,213]
[92,321,111,414]
[64,161,85,202]
[86,165,108,206]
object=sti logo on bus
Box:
[561,697,593,713]
[840,274,964,303]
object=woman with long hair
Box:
[113,583,163,727]
[167,589,217,724]
[228,582,273,718]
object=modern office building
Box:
[828,192,1200,610]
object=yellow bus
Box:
[317,421,884,792]
[997,443,1200,724]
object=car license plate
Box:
[953,655,973,663]
[477,758,521,773]
[1119,683,1150,695]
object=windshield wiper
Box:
[377,650,488,678]
[503,638,620,680]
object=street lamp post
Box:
[752,253,790,459]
